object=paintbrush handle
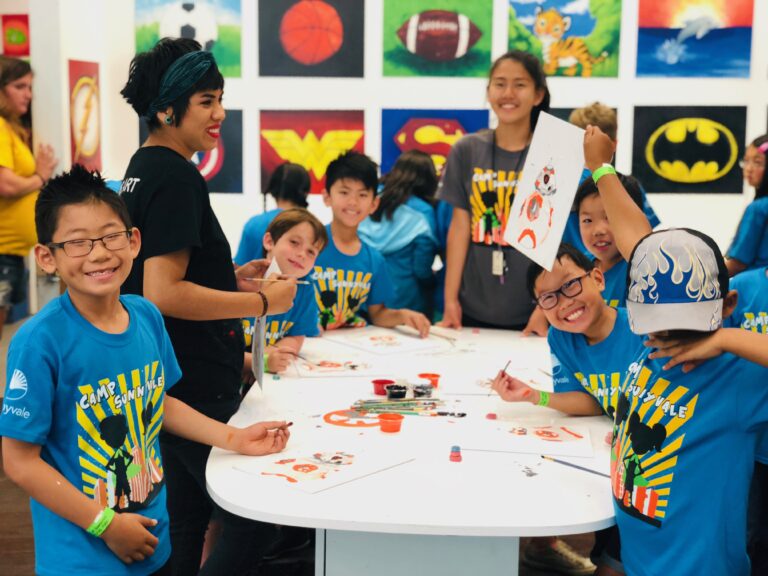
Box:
[540,455,609,478]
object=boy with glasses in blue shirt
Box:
[0,166,290,575]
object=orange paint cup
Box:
[378,413,404,433]
[372,379,395,396]
[418,373,441,388]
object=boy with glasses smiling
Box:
[0,166,290,576]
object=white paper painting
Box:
[504,112,585,271]
[324,327,441,355]
[465,422,594,458]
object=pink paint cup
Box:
[418,373,441,388]
[372,379,395,396]
[379,413,404,433]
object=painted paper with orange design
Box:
[323,327,441,355]
[466,420,594,458]
[503,112,584,271]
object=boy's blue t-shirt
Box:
[548,307,644,415]
[311,224,396,330]
[612,347,768,576]
[725,266,768,333]
[234,208,282,265]
[243,281,320,347]
[727,197,768,271]
[602,259,628,309]
[0,292,181,576]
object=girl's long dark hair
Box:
[265,162,310,208]
[371,150,437,222]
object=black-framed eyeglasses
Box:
[47,230,132,257]
[535,273,590,310]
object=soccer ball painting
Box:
[158,1,218,51]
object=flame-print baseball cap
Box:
[626,228,729,335]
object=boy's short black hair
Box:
[526,243,595,300]
[120,38,224,132]
[36,165,132,245]
[325,151,378,193]
[573,173,644,214]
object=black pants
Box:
[161,401,278,576]
[461,312,527,331]
[749,462,768,576]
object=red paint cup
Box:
[418,373,441,388]
[379,413,404,433]
[372,379,395,396]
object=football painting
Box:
[259,0,364,77]
[260,110,364,195]
[632,106,746,194]
[508,0,621,77]
[139,109,243,194]
[383,0,492,77]
[636,0,753,78]
[135,0,241,77]
[381,109,489,176]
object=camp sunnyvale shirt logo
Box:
[470,167,520,246]
[77,361,166,512]
[312,266,371,330]
[611,359,697,528]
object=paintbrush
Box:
[540,455,609,478]
[395,324,457,343]
[242,277,311,285]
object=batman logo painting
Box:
[633,107,746,194]
[646,118,737,183]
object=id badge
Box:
[492,250,504,276]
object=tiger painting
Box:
[532,7,608,77]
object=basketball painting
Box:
[259,0,364,77]
[383,0,493,77]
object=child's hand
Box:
[401,309,431,338]
[646,330,723,372]
[229,421,291,456]
[522,307,548,337]
[267,348,294,373]
[491,370,536,403]
[583,125,615,172]
[439,299,462,329]
[101,512,159,565]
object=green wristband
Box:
[87,507,115,537]
[537,390,550,407]
[592,164,617,185]
[263,353,269,373]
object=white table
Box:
[206,327,614,576]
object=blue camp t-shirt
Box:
[725,266,768,333]
[311,225,396,330]
[0,292,181,576]
[602,259,628,309]
[564,168,660,254]
[548,307,643,415]
[727,197,768,271]
[243,281,320,348]
[611,347,768,576]
[234,208,282,265]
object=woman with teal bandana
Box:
[120,39,295,575]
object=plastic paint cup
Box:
[418,373,441,388]
[412,384,433,398]
[372,379,395,396]
[385,384,407,400]
[379,413,404,433]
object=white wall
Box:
[28,0,768,253]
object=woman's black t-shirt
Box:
[121,146,244,409]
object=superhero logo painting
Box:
[380,108,488,176]
[260,110,365,195]
[633,106,746,193]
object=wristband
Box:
[257,290,268,318]
[263,353,269,373]
[592,164,617,185]
[537,390,550,407]
[87,507,115,537]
